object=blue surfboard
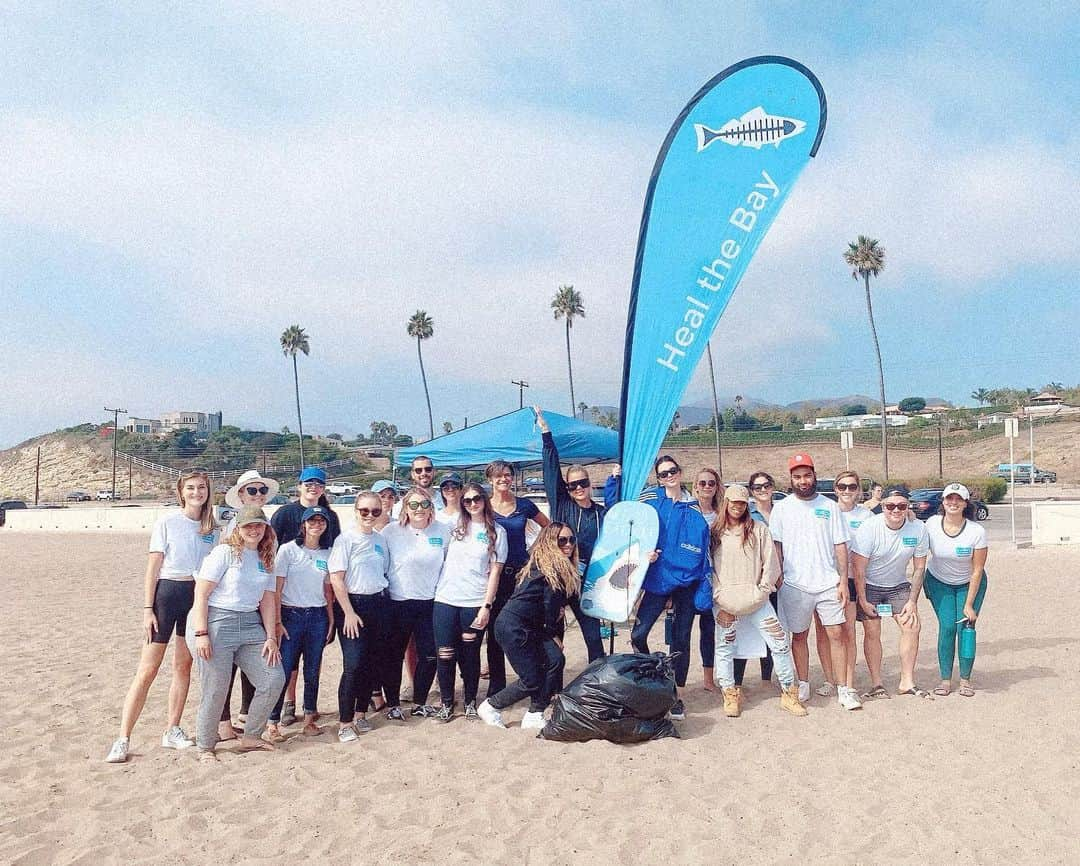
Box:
[580,502,659,623]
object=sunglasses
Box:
[440,483,462,491]
[566,478,591,491]
[750,482,773,492]
[244,485,270,496]
[302,480,325,487]
[835,483,860,492]
[557,534,577,547]
[413,467,434,475]
[656,467,680,480]
[883,502,909,512]
[697,479,717,488]
[462,495,484,506]
[407,499,434,511]
[356,507,382,518]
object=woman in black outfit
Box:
[477,523,579,731]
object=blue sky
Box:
[3,2,1078,447]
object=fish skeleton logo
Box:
[695,106,806,152]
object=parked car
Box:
[327,481,360,495]
[0,499,28,527]
[215,504,237,525]
[992,463,1057,484]
[523,477,545,492]
[336,494,357,505]
[268,494,291,505]
[96,490,119,501]
[65,490,92,502]
[909,488,990,522]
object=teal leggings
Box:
[924,571,987,680]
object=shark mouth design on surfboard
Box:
[582,542,642,613]
[694,106,806,151]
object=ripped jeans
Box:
[713,600,795,689]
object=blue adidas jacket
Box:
[604,477,711,596]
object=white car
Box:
[96,490,117,501]
[326,481,360,495]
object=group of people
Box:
[106,407,989,762]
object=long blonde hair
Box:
[520,522,580,596]
[176,469,216,535]
[226,522,277,573]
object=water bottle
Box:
[664,610,675,646]
[958,620,976,663]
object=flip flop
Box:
[933,685,951,697]
[897,686,934,700]
[959,684,975,697]
[861,684,891,700]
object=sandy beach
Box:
[1,531,1078,865]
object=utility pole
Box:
[128,454,133,500]
[104,406,127,500]
[511,379,529,409]
[34,447,41,506]
[937,418,943,478]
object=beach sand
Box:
[1,532,1078,865]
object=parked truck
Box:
[993,463,1057,484]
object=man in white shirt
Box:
[771,454,860,710]
[851,485,931,698]
[391,455,444,517]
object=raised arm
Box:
[536,407,568,509]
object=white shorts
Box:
[778,583,845,633]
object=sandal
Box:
[860,684,890,700]
[897,686,934,700]
[959,684,975,697]
[933,685,951,697]
[198,750,219,764]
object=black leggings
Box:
[220,667,255,721]
[433,601,483,706]
[484,566,520,698]
[336,592,388,723]
[384,599,437,708]
[488,613,564,714]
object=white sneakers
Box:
[520,711,546,730]
[477,700,506,728]
[797,680,811,703]
[815,681,837,697]
[161,726,195,749]
[105,737,129,763]
[838,686,864,711]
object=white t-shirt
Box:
[840,504,874,536]
[700,509,718,527]
[275,541,331,608]
[852,514,929,588]
[198,545,276,612]
[769,493,849,593]
[434,508,461,527]
[328,529,389,595]
[925,516,988,586]
[149,513,218,581]
[382,520,451,600]
[436,522,508,607]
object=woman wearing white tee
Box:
[924,483,988,697]
[435,473,464,526]
[432,483,507,721]
[188,506,284,761]
[105,469,217,763]
[381,487,451,719]
[693,468,722,692]
[815,470,873,698]
[265,506,335,740]
[328,492,390,742]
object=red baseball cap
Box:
[788,453,814,471]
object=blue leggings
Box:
[924,571,987,680]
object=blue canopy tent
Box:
[394,408,618,470]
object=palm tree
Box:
[844,235,889,478]
[551,284,585,415]
[970,388,992,407]
[577,401,588,421]
[280,325,310,467]
[407,310,435,440]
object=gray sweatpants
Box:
[188,607,286,751]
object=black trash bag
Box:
[539,652,680,743]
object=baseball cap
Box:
[724,483,750,503]
[301,505,331,522]
[299,466,327,483]
[882,484,911,499]
[371,480,397,495]
[438,472,463,488]
[235,505,270,527]
[788,453,815,471]
[942,482,970,501]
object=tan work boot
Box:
[781,685,808,716]
[722,686,742,718]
